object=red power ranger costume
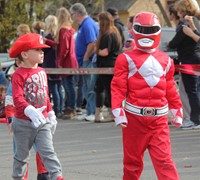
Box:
[111,12,182,180]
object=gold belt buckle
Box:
[143,107,155,116]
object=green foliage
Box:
[0,0,34,52]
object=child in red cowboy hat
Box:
[9,33,64,180]
[5,58,51,180]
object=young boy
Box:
[9,33,64,180]
[111,12,182,180]
[5,59,50,180]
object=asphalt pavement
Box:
[1,116,200,180]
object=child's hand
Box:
[117,123,127,128]
[171,116,182,128]
[170,108,183,128]
[24,105,46,128]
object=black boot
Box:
[37,172,50,180]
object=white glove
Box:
[24,105,46,128]
[48,111,57,134]
[170,109,183,128]
[112,108,128,127]
[171,116,182,127]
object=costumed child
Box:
[5,59,50,180]
[111,12,182,180]
[8,33,64,180]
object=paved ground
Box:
[1,117,200,180]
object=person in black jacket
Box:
[168,0,200,129]
[107,7,125,46]
[95,11,122,122]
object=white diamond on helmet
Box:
[138,55,164,87]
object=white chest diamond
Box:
[138,55,164,87]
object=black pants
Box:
[182,73,200,125]
[95,75,113,108]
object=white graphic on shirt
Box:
[138,55,164,87]
[24,71,47,106]
[124,53,137,78]
[125,54,170,88]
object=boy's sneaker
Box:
[37,172,50,180]
[181,120,194,128]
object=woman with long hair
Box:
[95,11,122,122]
[168,0,200,128]
[56,7,78,119]
[43,15,64,119]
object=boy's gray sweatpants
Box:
[12,117,62,180]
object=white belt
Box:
[125,101,168,117]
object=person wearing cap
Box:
[6,23,51,180]
[107,7,125,46]
[9,33,64,180]
[5,58,50,180]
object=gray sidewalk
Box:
[1,118,200,180]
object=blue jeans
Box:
[82,61,97,115]
[182,73,200,125]
[62,75,76,109]
[75,75,83,108]
[48,80,63,114]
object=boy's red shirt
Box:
[12,66,52,120]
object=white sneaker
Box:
[85,114,95,122]
[181,120,194,128]
[77,114,87,121]
[192,124,200,129]
[181,123,200,130]
[76,108,83,115]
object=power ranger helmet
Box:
[133,12,161,51]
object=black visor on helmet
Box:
[133,25,160,34]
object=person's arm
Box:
[98,48,109,56]
[111,53,129,128]
[166,57,183,127]
[83,42,96,61]
[44,38,57,47]
[97,34,109,57]
[83,21,98,61]
[182,25,200,42]
[56,29,69,67]
[5,82,14,131]
[184,15,196,31]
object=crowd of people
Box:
[0,0,200,179]
[2,4,127,123]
